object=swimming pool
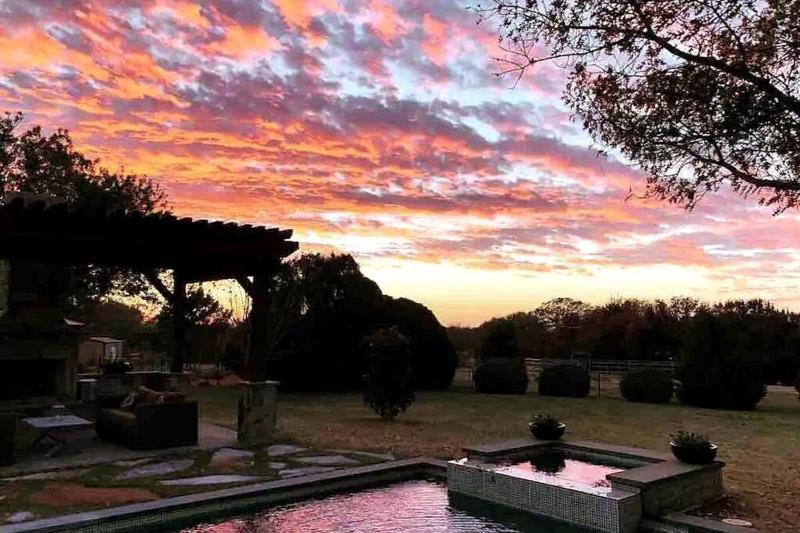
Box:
[175,479,592,532]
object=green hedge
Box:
[473,358,529,394]
[620,368,673,403]
[538,364,590,398]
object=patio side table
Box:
[23,415,94,457]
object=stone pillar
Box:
[171,270,187,374]
[246,273,271,382]
[237,380,278,443]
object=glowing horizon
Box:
[2,0,800,326]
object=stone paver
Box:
[209,448,254,468]
[278,466,338,478]
[117,459,195,480]
[112,458,152,468]
[159,475,259,486]
[266,444,306,457]
[6,511,35,523]
[722,518,753,527]
[268,461,287,470]
[294,455,361,466]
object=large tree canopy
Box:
[0,111,168,309]
[264,253,457,391]
[477,1,800,211]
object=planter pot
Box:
[529,422,566,440]
[670,442,718,464]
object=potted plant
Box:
[670,431,718,464]
[529,413,566,440]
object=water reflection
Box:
[180,480,557,532]
[489,451,624,495]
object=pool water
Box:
[476,450,629,496]
[178,479,591,532]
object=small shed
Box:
[78,337,124,371]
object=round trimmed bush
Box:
[538,364,590,398]
[620,368,674,403]
[473,358,529,394]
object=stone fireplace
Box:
[0,325,81,409]
[0,258,83,410]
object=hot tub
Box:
[447,440,724,533]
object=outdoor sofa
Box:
[95,388,198,450]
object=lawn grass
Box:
[194,383,800,531]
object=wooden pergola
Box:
[0,197,298,380]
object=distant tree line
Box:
[449,296,800,385]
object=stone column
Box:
[237,380,278,443]
[171,269,187,374]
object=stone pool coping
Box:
[0,457,446,533]
[463,438,673,463]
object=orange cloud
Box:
[204,24,282,59]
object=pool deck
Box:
[0,423,237,479]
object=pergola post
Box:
[235,270,278,443]
[246,273,271,382]
[172,269,187,374]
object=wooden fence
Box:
[524,357,677,379]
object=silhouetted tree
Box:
[85,300,145,341]
[478,2,800,211]
[363,327,415,420]
[677,308,767,410]
[380,297,457,390]
[156,287,232,364]
[267,253,385,390]
[479,318,519,360]
[263,253,456,391]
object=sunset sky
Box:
[2,0,800,325]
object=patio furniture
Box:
[96,400,198,450]
[23,414,94,457]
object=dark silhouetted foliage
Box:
[538,364,590,398]
[267,254,385,391]
[362,327,415,420]
[0,111,168,310]
[473,357,528,394]
[478,319,519,360]
[264,253,453,391]
[620,368,673,404]
[677,310,767,410]
[479,2,800,213]
[380,297,457,390]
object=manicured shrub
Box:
[473,357,529,394]
[676,311,767,410]
[362,328,415,420]
[538,364,590,398]
[620,368,673,403]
